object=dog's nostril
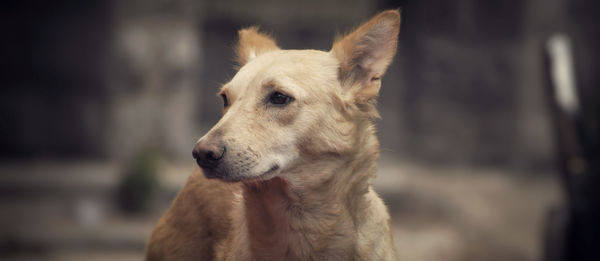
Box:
[206,151,217,161]
[192,149,200,160]
[210,147,225,161]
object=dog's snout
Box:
[193,141,226,169]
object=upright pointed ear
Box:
[236,27,280,66]
[331,10,400,102]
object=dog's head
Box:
[193,10,400,182]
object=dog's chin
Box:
[201,164,280,183]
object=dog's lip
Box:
[235,164,281,183]
[202,164,280,183]
[263,164,280,175]
[246,164,279,179]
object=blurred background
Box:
[2,0,599,260]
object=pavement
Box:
[0,157,562,260]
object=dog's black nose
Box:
[192,141,225,169]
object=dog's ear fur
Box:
[236,27,280,66]
[332,10,400,108]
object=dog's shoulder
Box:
[146,169,239,261]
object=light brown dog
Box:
[147,10,401,261]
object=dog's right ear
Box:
[236,27,280,66]
[331,10,400,107]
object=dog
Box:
[146,10,401,261]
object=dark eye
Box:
[268,92,293,105]
[221,93,229,107]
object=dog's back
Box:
[147,170,238,261]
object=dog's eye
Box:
[221,93,229,107]
[268,92,293,105]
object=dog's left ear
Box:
[236,27,280,66]
[332,10,400,104]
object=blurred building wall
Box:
[106,0,201,160]
[2,0,202,160]
[2,0,113,159]
[385,0,559,168]
[2,0,568,170]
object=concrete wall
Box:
[2,0,566,170]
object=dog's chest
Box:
[220,196,359,261]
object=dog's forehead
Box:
[227,49,339,93]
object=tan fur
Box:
[147,10,401,261]
[236,27,280,66]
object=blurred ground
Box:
[377,156,562,261]
[0,154,562,261]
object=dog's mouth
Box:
[255,164,280,179]
[202,164,280,183]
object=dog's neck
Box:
[232,121,380,260]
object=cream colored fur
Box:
[147,10,401,261]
